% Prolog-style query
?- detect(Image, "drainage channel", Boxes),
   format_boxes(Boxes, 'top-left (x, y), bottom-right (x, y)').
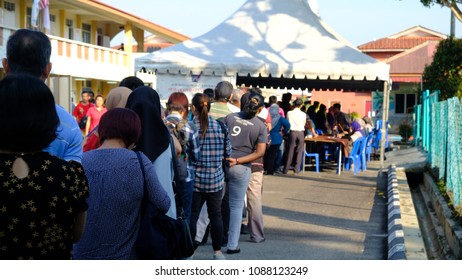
top-left (406, 172), bottom-right (456, 260)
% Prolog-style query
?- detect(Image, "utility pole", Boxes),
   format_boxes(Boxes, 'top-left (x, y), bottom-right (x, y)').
top-left (450, 10), bottom-right (456, 37)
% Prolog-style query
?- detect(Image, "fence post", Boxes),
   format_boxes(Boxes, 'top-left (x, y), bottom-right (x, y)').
top-left (413, 104), bottom-right (421, 146)
top-left (422, 90), bottom-right (429, 150)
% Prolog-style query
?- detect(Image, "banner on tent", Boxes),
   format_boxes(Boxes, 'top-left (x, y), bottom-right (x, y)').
top-left (155, 73), bottom-right (236, 100)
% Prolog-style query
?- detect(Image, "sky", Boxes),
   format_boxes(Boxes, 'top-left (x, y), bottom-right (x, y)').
top-left (100, 0), bottom-right (461, 47)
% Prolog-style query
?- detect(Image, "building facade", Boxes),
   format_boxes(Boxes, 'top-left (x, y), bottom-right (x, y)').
top-left (0, 0), bottom-right (188, 112)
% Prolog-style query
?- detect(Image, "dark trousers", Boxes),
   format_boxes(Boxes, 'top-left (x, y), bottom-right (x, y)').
top-left (190, 190), bottom-right (224, 251)
top-left (283, 131), bottom-right (305, 173)
top-left (264, 144), bottom-right (281, 174)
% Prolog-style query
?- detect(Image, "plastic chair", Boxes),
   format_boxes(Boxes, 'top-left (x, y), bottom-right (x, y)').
top-left (303, 151), bottom-right (319, 173)
top-left (344, 137), bottom-right (363, 175)
top-left (365, 132), bottom-right (374, 162)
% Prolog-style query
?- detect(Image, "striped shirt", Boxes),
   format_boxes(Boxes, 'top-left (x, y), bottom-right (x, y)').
top-left (192, 116), bottom-right (232, 193)
top-left (209, 102), bottom-right (232, 122)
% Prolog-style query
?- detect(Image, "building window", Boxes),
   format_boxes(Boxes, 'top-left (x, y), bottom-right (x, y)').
top-left (82, 23), bottom-right (91, 44)
top-left (4, 1), bottom-right (15, 12)
top-left (395, 93), bottom-right (416, 114)
top-left (66, 19), bottom-right (73, 40)
top-left (50, 14), bottom-right (56, 22)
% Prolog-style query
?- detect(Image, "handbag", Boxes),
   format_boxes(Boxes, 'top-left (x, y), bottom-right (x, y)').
top-left (133, 151), bottom-right (194, 260)
top-left (78, 116), bottom-right (87, 129)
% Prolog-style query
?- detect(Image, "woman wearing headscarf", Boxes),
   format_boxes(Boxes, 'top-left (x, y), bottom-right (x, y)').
top-left (73, 108), bottom-right (170, 259)
top-left (264, 103), bottom-right (290, 175)
top-left (224, 93), bottom-right (268, 254)
top-left (126, 86), bottom-right (177, 218)
top-left (344, 120), bottom-right (365, 153)
top-left (83, 86), bottom-right (132, 152)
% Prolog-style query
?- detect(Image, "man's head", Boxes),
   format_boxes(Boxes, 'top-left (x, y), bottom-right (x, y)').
top-left (214, 81), bottom-right (233, 102)
top-left (2, 29), bottom-right (52, 80)
top-left (293, 98), bottom-right (303, 107)
top-left (333, 103), bottom-right (341, 114)
top-left (81, 88), bottom-right (93, 104)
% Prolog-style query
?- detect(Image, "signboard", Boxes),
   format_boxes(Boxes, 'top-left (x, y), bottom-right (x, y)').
top-left (154, 73), bottom-right (236, 101)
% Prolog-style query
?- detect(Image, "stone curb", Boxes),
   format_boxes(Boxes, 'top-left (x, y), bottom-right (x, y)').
top-left (387, 165), bottom-right (406, 260)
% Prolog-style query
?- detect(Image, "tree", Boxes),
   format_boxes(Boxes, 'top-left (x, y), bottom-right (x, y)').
top-left (420, 0), bottom-right (462, 23)
top-left (423, 37), bottom-right (462, 99)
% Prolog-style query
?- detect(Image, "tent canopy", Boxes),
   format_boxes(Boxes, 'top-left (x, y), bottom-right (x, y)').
top-left (136, 0), bottom-right (390, 91)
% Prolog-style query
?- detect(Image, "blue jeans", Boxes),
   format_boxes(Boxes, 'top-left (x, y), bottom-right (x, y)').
top-left (227, 164), bottom-right (252, 250)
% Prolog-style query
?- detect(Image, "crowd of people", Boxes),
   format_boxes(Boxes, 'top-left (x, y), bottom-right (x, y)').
top-left (0, 29), bottom-right (375, 260)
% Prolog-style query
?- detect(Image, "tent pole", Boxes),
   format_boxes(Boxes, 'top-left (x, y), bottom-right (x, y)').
top-left (379, 81), bottom-right (389, 171)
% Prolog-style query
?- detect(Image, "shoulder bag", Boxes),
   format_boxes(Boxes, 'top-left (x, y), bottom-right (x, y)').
top-left (133, 151), bottom-right (194, 260)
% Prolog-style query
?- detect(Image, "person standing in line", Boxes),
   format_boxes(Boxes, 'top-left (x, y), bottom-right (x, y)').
top-left (0, 74), bottom-right (89, 259)
top-left (239, 91), bottom-right (270, 244)
top-left (283, 98), bottom-right (306, 175)
top-left (165, 92), bottom-right (201, 223)
top-left (227, 88), bottom-right (243, 113)
top-left (126, 86), bottom-right (177, 219)
top-left (264, 102), bottom-right (291, 175)
top-left (83, 86), bottom-right (132, 152)
top-left (195, 81), bottom-right (234, 246)
top-left (224, 93), bottom-right (267, 254)
top-left (85, 94), bottom-right (107, 137)
top-left (2, 29), bottom-right (82, 162)
top-left (73, 108), bottom-right (170, 259)
top-left (73, 88), bottom-right (95, 136)
top-left (189, 93), bottom-right (231, 260)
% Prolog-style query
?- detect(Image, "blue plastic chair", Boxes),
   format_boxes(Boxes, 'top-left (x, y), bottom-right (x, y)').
top-left (344, 137), bottom-right (363, 175)
top-left (365, 132), bottom-right (374, 162)
top-left (302, 151), bottom-right (319, 173)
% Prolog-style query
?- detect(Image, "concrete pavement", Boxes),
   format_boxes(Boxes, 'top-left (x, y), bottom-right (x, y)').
top-left (192, 159), bottom-right (391, 260)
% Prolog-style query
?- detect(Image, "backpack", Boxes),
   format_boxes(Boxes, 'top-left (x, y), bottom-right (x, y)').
top-left (168, 118), bottom-right (189, 184)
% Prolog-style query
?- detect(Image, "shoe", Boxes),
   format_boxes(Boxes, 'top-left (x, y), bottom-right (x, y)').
top-left (240, 224), bottom-right (250, 234)
top-left (213, 252), bottom-right (226, 260)
top-left (226, 248), bottom-right (241, 254)
top-left (250, 238), bottom-right (266, 243)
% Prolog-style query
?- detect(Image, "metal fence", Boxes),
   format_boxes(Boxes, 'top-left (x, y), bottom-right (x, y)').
top-left (414, 90), bottom-right (461, 206)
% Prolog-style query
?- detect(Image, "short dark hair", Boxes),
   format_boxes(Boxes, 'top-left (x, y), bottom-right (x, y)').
top-left (81, 87), bottom-right (94, 95)
top-left (98, 108), bottom-right (141, 148)
top-left (0, 74), bottom-right (58, 152)
top-left (203, 88), bottom-right (214, 101)
top-left (269, 95), bottom-right (277, 104)
top-left (6, 29), bottom-right (51, 77)
top-left (214, 81), bottom-right (233, 101)
top-left (119, 76), bottom-right (144, 91)
top-left (333, 103), bottom-right (341, 110)
top-left (293, 98), bottom-right (303, 107)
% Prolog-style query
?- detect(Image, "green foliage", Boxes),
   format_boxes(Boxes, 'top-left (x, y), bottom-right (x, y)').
top-left (423, 37), bottom-right (462, 100)
top-left (398, 122), bottom-right (413, 141)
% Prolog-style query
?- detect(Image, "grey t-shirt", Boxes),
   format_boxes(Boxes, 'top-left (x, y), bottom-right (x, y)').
top-left (224, 112), bottom-right (268, 159)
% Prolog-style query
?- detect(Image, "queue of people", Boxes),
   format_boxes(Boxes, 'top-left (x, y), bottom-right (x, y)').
top-left (0, 29), bottom-right (374, 261)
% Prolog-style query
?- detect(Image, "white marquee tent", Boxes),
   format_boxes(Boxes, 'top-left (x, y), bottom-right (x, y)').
top-left (136, 0), bottom-right (390, 93)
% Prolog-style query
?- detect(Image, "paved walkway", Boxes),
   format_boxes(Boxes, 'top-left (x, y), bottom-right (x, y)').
top-left (193, 158), bottom-right (391, 260)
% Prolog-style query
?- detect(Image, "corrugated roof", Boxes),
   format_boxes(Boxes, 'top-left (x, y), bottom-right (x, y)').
top-left (358, 37), bottom-right (443, 51)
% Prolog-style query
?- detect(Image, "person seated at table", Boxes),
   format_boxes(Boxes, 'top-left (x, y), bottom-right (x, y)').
top-left (342, 121), bottom-right (365, 152)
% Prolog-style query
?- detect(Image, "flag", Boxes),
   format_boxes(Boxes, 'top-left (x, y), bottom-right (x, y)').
top-left (31, 0), bottom-right (50, 31)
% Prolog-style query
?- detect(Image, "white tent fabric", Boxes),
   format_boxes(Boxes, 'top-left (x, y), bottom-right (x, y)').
top-left (136, 0), bottom-right (389, 82)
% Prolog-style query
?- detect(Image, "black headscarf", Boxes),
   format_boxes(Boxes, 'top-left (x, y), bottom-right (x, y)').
top-left (126, 86), bottom-right (169, 162)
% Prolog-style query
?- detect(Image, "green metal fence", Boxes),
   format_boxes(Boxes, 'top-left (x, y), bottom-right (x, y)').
top-left (414, 91), bottom-right (461, 206)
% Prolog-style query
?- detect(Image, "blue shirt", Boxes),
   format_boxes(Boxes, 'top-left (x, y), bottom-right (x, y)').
top-left (270, 117), bottom-right (291, 145)
top-left (43, 105), bottom-right (83, 162)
